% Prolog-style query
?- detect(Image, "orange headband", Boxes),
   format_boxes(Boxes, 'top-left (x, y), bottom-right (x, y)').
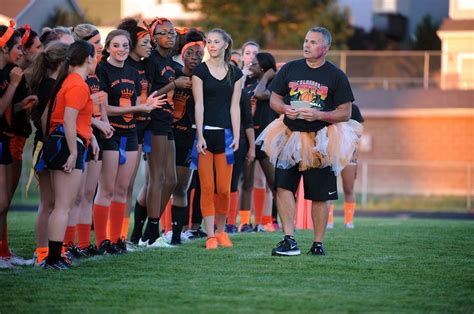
top-left (0, 20), bottom-right (16, 48)
top-left (181, 41), bottom-right (205, 60)
top-left (21, 24), bottom-right (31, 47)
top-left (137, 30), bottom-right (148, 40)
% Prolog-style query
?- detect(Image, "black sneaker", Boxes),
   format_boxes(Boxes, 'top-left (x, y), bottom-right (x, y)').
top-left (43, 257), bottom-right (71, 270)
top-left (308, 242), bottom-right (326, 256)
top-left (239, 224), bottom-right (254, 233)
top-left (77, 245), bottom-right (97, 258)
top-left (97, 240), bottom-right (120, 255)
top-left (190, 228), bottom-right (207, 238)
top-left (271, 236), bottom-right (301, 256)
top-left (224, 224), bottom-right (238, 234)
top-left (66, 245), bottom-right (82, 259)
top-left (114, 239), bottom-right (127, 255)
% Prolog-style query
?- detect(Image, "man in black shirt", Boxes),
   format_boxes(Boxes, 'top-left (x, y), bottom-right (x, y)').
top-left (260, 27), bottom-right (359, 256)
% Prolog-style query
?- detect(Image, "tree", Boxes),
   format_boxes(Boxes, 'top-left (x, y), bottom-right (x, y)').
top-left (409, 15), bottom-right (441, 50)
top-left (179, 0), bottom-right (353, 49)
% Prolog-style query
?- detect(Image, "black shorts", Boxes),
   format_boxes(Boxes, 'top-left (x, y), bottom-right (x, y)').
top-left (148, 109), bottom-right (173, 140)
top-left (102, 131), bottom-right (138, 152)
top-left (275, 165), bottom-right (338, 201)
top-left (230, 136), bottom-right (249, 192)
top-left (42, 135), bottom-right (86, 171)
top-left (136, 119), bottom-right (151, 145)
top-left (0, 138), bottom-right (12, 165)
top-left (203, 129), bottom-right (226, 154)
top-left (174, 130), bottom-right (195, 167)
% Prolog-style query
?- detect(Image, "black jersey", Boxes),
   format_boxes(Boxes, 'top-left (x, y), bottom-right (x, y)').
top-left (351, 103), bottom-right (364, 123)
top-left (172, 67), bottom-right (194, 133)
top-left (253, 79), bottom-right (278, 137)
top-left (239, 82), bottom-right (255, 136)
top-left (125, 57), bottom-right (150, 124)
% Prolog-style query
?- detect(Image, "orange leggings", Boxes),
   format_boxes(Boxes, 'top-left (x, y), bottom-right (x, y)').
top-left (198, 152), bottom-right (233, 217)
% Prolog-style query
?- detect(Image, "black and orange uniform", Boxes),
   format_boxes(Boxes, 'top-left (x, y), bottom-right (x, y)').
top-left (172, 67), bottom-right (195, 167)
top-left (85, 73), bottom-right (104, 161)
top-left (43, 72), bottom-right (93, 171)
top-left (125, 57), bottom-right (150, 148)
top-left (96, 61), bottom-right (141, 156)
top-left (144, 49), bottom-right (180, 139)
top-left (253, 79), bottom-right (278, 160)
top-left (192, 62), bottom-right (243, 218)
top-left (0, 65), bottom-right (14, 165)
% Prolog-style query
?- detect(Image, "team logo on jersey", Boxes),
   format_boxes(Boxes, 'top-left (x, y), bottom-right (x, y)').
top-left (172, 90), bottom-right (190, 123)
top-left (288, 80), bottom-right (328, 110)
top-left (120, 88), bottom-right (134, 122)
top-left (139, 79), bottom-right (148, 104)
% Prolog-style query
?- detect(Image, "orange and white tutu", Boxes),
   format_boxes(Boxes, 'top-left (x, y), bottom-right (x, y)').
top-left (255, 116), bottom-right (363, 175)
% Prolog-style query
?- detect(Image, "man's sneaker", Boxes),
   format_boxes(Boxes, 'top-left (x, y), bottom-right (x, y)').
top-left (147, 236), bottom-right (175, 248)
top-left (215, 232), bottom-right (233, 247)
top-left (97, 240), bottom-right (120, 255)
top-left (308, 242), bottom-right (326, 256)
top-left (77, 245), bottom-right (97, 258)
top-left (224, 224), bottom-right (238, 234)
top-left (42, 257), bottom-right (71, 270)
top-left (206, 237), bottom-right (218, 250)
top-left (344, 222), bottom-right (354, 229)
top-left (327, 223), bottom-right (334, 229)
top-left (0, 257), bottom-right (14, 269)
top-left (190, 228), bottom-right (207, 238)
top-left (181, 230), bottom-right (196, 242)
top-left (238, 223), bottom-right (254, 233)
top-left (254, 224), bottom-right (266, 232)
top-left (8, 254), bottom-right (34, 266)
top-left (271, 236), bottom-right (301, 256)
top-left (138, 238), bottom-right (148, 247)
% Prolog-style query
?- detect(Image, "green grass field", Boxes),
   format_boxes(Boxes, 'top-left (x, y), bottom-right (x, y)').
top-left (1, 212), bottom-right (473, 313)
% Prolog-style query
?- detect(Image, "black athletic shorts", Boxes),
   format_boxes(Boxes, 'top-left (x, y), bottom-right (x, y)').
top-left (136, 119), bottom-right (151, 145)
top-left (202, 129), bottom-right (226, 154)
top-left (148, 115), bottom-right (174, 140)
top-left (102, 130), bottom-right (138, 152)
top-left (0, 138), bottom-right (12, 165)
top-left (275, 165), bottom-right (338, 201)
top-left (174, 130), bottom-right (195, 167)
top-left (42, 134), bottom-right (86, 171)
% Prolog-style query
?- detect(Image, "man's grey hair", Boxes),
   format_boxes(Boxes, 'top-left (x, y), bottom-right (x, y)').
top-left (309, 27), bottom-right (332, 47)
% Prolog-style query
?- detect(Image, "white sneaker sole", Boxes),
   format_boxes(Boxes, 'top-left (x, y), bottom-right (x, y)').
top-left (274, 250), bottom-right (301, 256)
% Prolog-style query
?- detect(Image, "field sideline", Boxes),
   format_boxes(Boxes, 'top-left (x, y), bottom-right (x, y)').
top-left (1, 212), bottom-right (473, 313)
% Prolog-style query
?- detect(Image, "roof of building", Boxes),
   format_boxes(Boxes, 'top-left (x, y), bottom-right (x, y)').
top-left (438, 19), bottom-right (474, 31)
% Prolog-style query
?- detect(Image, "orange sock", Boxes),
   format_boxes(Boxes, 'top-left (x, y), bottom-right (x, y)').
top-left (239, 210), bottom-right (250, 225)
top-left (63, 225), bottom-right (76, 247)
top-left (0, 224), bottom-right (11, 257)
top-left (121, 217), bottom-right (130, 240)
top-left (227, 192), bottom-right (238, 225)
top-left (109, 201), bottom-right (126, 244)
top-left (253, 188), bottom-right (265, 225)
top-left (262, 216), bottom-right (273, 225)
top-left (77, 224), bottom-right (91, 249)
top-left (328, 203), bottom-right (335, 225)
top-left (344, 202), bottom-right (356, 225)
top-left (36, 247), bottom-right (48, 263)
top-left (93, 203), bottom-right (109, 245)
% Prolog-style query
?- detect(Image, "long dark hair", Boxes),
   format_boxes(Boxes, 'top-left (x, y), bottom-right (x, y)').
top-left (255, 52), bottom-right (276, 72)
top-left (101, 29), bottom-right (131, 62)
top-left (208, 28), bottom-right (234, 86)
top-left (46, 40), bottom-right (95, 135)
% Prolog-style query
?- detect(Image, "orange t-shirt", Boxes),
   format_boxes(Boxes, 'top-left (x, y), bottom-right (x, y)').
top-left (49, 72), bottom-right (93, 146)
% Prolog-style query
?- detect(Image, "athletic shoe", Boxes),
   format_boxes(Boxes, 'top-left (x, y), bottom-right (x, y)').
top-left (224, 224), bottom-right (238, 234)
top-left (97, 240), bottom-right (120, 255)
top-left (66, 245), bottom-right (82, 260)
top-left (77, 245), bottom-right (97, 258)
top-left (124, 240), bottom-right (138, 252)
top-left (181, 230), bottom-right (196, 242)
top-left (146, 236), bottom-right (175, 248)
top-left (263, 223), bottom-right (275, 232)
top-left (308, 242), bottom-right (326, 256)
top-left (254, 224), bottom-right (266, 232)
top-left (344, 222), bottom-right (354, 229)
top-left (206, 237), bottom-right (218, 250)
top-left (138, 238), bottom-right (148, 247)
top-left (271, 237), bottom-right (301, 256)
top-left (8, 254), bottom-right (34, 266)
top-left (164, 230), bottom-right (173, 243)
top-left (215, 232), bottom-right (233, 247)
top-left (327, 223), bottom-right (334, 229)
top-left (0, 257), bottom-right (14, 269)
top-left (190, 228), bottom-right (207, 238)
top-left (42, 257), bottom-right (70, 270)
top-left (239, 223), bottom-right (254, 233)
top-left (114, 239), bottom-right (127, 254)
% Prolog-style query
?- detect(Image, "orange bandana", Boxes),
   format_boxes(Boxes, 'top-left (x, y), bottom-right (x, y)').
top-left (0, 20), bottom-right (16, 48)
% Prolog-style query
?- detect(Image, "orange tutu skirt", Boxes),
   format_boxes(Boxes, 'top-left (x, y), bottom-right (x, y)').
top-left (255, 116), bottom-right (363, 174)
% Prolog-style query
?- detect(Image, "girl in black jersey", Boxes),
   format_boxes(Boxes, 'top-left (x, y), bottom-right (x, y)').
top-left (167, 30), bottom-right (205, 245)
top-left (193, 29), bottom-right (243, 249)
top-left (117, 18), bottom-right (152, 247)
top-left (93, 30), bottom-right (165, 253)
top-left (69, 24), bottom-right (114, 257)
top-left (141, 17), bottom-right (189, 247)
top-left (28, 41), bottom-right (69, 266)
top-left (0, 22), bottom-right (38, 268)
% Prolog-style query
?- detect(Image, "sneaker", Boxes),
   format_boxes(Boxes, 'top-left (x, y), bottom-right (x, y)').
top-left (224, 224), bottom-right (238, 234)
top-left (344, 222), bottom-right (354, 229)
top-left (263, 223), bottom-right (275, 232)
top-left (164, 230), bottom-right (173, 244)
top-left (42, 257), bottom-right (71, 270)
top-left (8, 254), bottom-right (34, 266)
top-left (114, 238), bottom-right (127, 254)
top-left (77, 245), bottom-right (97, 258)
top-left (254, 224), bottom-right (266, 232)
top-left (308, 242), bottom-right (326, 256)
top-left (190, 228), bottom-right (207, 238)
top-left (66, 245), bottom-right (82, 260)
top-left (271, 237), bottom-right (301, 256)
top-left (0, 257), bottom-right (14, 269)
top-left (181, 230), bottom-right (196, 242)
top-left (327, 223), bottom-right (334, 229)
top-left (97, 240), bottom-right (120, 255)
top-left (138, 238), bottom-right (148, 247)
top-left (238, 223), bottom-right (254, 233)
top-left (215, 232), bottom-right (233, 248)
top-left (206, 237), bottom-right (218, 250)
top-left (147, 236), bottom-right (175, 248)
top-left (124, 240), bottom-right (138, 252)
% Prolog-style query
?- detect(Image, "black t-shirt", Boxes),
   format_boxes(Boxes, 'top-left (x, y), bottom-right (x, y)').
top-left (253, 79), bottom-right (278, 137)
top-left (351, 103), bottom-right (364, 123)
top-left (193, 62), bottom-right (243, 129)
top-left (96, 61), bottom-right (141, 132)
top-left (144, 50), bottom-right (181, 127)
top-left (85, 73), bottom-right (102, 118)
top-left (0, 65), bottom-right (10, 138)
top-left (172, 67), bottom-right (194, 133)
top-left (270, 59), bottom-right (354, 132)
top-left (32, 77), bottom-right (55, 140)
top-left (126, 57), bottom-right (150, 123)
top-left (240, 82), bottom-right (255, 136)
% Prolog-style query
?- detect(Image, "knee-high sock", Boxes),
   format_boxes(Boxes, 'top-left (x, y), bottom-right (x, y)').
top-left (344, 202), bottom-right (356, 224)
top-left (93, 204), bottom-right (109, 245)
top-left (77, 224), bottom-right (91, 249)
top-left (131, 201), bottom-right (147, 242)
top-left (227, 192), bottom-right (239, 225)
top-left (0, 223), bottom-right (10, 257)
top-left (328, 203), bottom-right (335, 225)
top-left (63, 225), bottom-right (76, 247)
top-left (253, 188), bottom-right (266, 225)
top-left (171, 205), bottom-right (187, 242)
top-left (109, 201), bottom-right (126, 244)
